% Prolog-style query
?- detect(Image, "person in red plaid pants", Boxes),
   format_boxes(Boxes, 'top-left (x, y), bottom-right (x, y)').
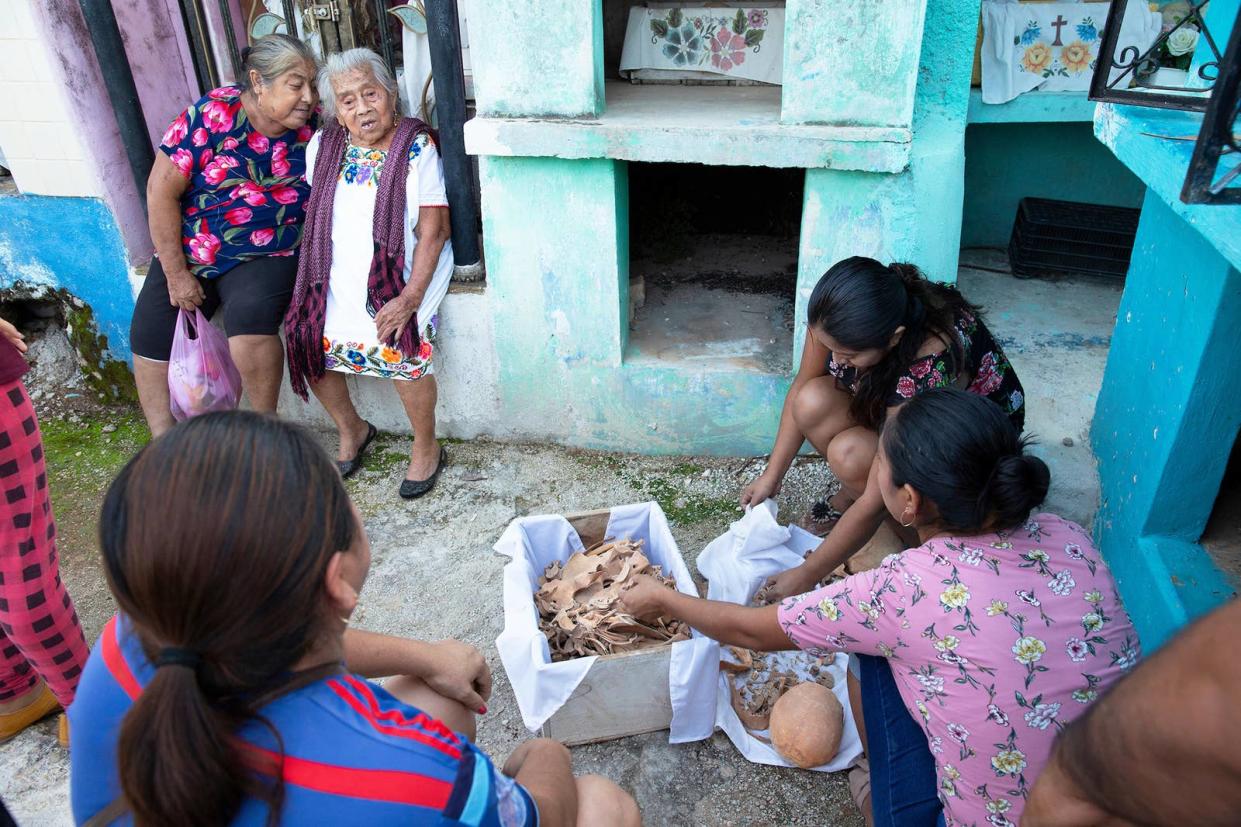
top-left (0, 317), bottom-right (88, 745)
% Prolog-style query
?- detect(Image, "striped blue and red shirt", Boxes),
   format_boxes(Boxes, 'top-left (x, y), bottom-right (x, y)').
top-left (69, 616), bottom-right (537, 826)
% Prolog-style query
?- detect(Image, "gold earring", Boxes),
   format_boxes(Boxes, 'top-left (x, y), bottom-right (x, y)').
top-left (900, 510), bottom-right (914, 528)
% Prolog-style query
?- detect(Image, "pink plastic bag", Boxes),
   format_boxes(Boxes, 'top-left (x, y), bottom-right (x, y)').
top-left (167, 308), bottom-right (242, 421)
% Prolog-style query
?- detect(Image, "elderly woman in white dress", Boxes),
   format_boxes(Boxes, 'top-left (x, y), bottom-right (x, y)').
top-left (286, 48), bottom-right (452, 499)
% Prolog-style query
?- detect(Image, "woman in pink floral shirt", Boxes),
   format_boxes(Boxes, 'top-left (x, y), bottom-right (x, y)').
top-left (621, 389), bottom-right (1138, 827)
top-left (129, 35), bottom-right (318, 436)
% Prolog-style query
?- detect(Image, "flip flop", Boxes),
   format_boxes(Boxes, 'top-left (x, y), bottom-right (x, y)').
top-left (337, 422), bottom-right (378, 479)
top-left (399, 446), bottom-right (447, 500)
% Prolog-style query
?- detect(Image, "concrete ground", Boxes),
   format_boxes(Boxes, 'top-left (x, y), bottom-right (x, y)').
top-left (0, 260), bottom-right (1120, 826)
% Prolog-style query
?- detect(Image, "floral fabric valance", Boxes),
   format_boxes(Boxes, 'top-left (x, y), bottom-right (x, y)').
top-left (620, 6), bottom-right (785, 85)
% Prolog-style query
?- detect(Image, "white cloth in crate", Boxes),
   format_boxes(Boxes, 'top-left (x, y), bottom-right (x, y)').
top-left (494, 501), bottom-right (718, 743)
top-left (980, 0), bottom-right (1161, 103)
top-left (696, 501), bottom-right (863, 771)
top-left (620, 6), bottom-right (785, 84)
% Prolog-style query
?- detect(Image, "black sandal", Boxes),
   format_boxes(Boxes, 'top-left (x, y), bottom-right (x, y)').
top-left (337, 422), bottom-right (378, 479)
top-left (399, 446), bottom-right (447, 500)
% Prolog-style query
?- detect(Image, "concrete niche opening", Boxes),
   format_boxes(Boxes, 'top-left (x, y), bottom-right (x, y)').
top-left (1201, 430), bottom-right (1241, 587)
top-left (624, 161), bottom-right (802, 374)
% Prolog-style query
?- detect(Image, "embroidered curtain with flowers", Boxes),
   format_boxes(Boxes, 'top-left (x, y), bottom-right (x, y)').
top-left (620, 6), bottom-right (786, 85)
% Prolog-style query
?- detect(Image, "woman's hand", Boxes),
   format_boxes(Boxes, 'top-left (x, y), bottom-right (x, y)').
top-left (618, 575), bottom-right (672, 622)
top-left (0, 318), bottom-right (27, 354)
top-left (740, 471), bottom-right (781, 507)
top-left (374, 294), bottom-right (417, 346)
top-left (419, 640), bottom-right (492, 714)
top-left (166, 266), bottom-right (205, 311)
top-left (759, 565), bottom-right (818, 603)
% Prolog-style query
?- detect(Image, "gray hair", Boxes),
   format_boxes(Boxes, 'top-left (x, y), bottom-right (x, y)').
top-left (239, 34), bottom-right (318, 91)
top-left (318, 48), bottom-right (400, 118)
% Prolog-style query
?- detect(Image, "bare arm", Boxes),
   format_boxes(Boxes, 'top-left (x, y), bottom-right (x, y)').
top-left (343, 627), bottom-right (491, 713)
top-left (764, 458), bottom-right (889, 600)
top-left (503, 739), bottom-right (579, 827)
top-left (1023, 598), bottom-right (1241, 826)
top-left (374, 205), bottom-right (451, 344)
top-left (619, 579), bottom-right (793, 652)
top-left (406, 205), bottom-right (451, 305)
top-left (742, 334), bottom-right (831, 505)
top-left (146, 154), bottom-right (204, 311)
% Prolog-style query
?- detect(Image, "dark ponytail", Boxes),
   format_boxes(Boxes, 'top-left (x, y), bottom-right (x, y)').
top-left (807, 257), bottom-right (979, 429)
top-left (882, 388), bottom-right (1049, 533)
top-left (99, 412), bottom-right (356, 826)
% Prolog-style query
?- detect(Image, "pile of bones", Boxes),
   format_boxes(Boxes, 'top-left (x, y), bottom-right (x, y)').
top-left (535, 538), bottom-right (690, 661)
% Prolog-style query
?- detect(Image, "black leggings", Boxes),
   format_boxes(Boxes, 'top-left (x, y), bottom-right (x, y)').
top-left (129, 255), bottom-right (298, 361)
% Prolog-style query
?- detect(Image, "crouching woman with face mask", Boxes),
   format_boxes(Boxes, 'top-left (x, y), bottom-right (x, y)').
top-left (68, 412), bottom-right (640, 827)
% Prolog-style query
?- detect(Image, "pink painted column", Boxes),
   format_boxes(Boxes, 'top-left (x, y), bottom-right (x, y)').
top-left (32, 0), bottom-right (208, 264)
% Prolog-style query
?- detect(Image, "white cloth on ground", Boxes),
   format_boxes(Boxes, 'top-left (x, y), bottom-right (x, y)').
top-left (696, 500), bottom-right (863, 771)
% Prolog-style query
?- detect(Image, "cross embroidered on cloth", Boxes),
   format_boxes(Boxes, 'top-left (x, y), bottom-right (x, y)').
top-left (980, 0), bottom-right (1162, 104)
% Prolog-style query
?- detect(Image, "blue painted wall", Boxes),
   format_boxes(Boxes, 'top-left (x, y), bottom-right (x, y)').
top-left (0, 194), bottom-right (134, 361)
top-left (1092, 190), bottom-right (1239, 649)
top-left (962, 122), bottom-right (1146, 248)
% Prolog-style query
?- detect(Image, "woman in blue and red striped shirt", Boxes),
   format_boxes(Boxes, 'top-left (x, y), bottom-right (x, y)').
top-left (68, 412), bottom-right (639, 826)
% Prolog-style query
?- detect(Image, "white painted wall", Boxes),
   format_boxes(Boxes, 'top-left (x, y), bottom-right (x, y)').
top-left (0, 0), bottom-right (102, 197)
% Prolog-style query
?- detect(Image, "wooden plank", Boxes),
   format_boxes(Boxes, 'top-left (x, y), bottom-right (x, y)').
top-left (541, 646), bottom-right (673, 746)
top-left (565, 508), bottom-right (613, 549)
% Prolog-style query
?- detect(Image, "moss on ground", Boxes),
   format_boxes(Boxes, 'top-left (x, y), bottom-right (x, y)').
top-left (640, 477), bottom-right (738, 525)
top-left (40, 410), bottom-right (149, 564)
top-left (567, 450), bottom-right (737, 526)
top-left (62, 300), bottom-right (137, 405)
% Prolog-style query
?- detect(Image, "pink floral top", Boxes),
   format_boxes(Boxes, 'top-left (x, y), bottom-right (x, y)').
top-left (827, 308), bottom-right (1026, 431)
top-left (158, 86), bottom-right (316, 278)
top-left (778, 514), bottom-right (1139, 827)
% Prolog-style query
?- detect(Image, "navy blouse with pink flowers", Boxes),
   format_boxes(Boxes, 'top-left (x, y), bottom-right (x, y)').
top-left (158, 85), bottom-right (317, 278)
top-left (827, 308), bottom-right (1025, 430)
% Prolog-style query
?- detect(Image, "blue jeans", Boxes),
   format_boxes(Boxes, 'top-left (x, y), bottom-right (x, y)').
top-left (857, 654), bottom-right (945, 827)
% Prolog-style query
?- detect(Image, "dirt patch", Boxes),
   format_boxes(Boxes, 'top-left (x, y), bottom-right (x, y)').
top-left (1, 354), bottom-right (857, 826)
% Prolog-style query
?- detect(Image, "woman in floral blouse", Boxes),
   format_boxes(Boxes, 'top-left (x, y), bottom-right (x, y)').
top-left (741, 256), bottom-right (1025, 601)
top-left (623, 389), bottom-right (1137, 827)
top-left (284, 49), bottom-right (452, 499)
top-left (130, 35), bottom-right (318, 436)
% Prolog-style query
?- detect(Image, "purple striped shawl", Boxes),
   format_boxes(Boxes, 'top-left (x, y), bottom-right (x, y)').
top-left (284, 117), bottom-right (435, 399)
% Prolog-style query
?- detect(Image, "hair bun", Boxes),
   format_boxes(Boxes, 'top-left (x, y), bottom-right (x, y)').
top-left (888, 262), bottom-right (923, 287)
top-left (986, 454), bottom-right (1050, 527)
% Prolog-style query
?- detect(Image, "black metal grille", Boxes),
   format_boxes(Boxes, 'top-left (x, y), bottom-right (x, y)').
top-left (1182, 12), bottom-right (1241, 204)
top-left (1089, 0), bottom-right (1222, 112)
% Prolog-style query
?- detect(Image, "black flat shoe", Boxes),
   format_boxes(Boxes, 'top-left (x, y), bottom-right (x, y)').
top-left (399, 446), bottom-right (447, 499)
top-left (337, 422), bottom-right (378, 479)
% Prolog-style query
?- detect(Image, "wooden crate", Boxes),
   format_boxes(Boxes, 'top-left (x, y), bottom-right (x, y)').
top-left (538, 508), bottom-right (679, 746)
top-left (541, 646), bottom-right (673, 746)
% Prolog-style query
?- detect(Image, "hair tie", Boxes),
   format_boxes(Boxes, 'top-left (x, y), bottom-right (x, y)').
top-left (156, 647), bottom-right (201, 670)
